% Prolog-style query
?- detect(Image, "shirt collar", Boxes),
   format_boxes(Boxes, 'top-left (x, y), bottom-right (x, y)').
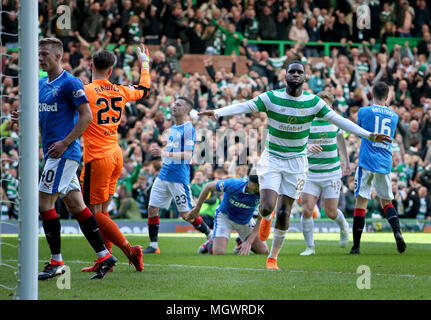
top-left (46, 70), bottom-right (65, 85)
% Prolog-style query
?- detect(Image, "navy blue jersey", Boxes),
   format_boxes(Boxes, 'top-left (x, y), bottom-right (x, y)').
top-left (39, 70), bottom-right (88, 162)
top-left (357, 105), bottom-right (399, 174)
top-left (216, 178), bottom-right (260, 225)
top-left (158, 122), bottom-right (196, 185)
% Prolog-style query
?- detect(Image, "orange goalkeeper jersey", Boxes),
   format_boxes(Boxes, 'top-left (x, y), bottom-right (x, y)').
top-left (82, 70), bottom-right (150, 163)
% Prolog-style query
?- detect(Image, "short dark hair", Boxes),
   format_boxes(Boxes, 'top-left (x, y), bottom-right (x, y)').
top-left (249, 174), bottom-right (259, 184)
top-left (287, 60), bottom-right (303, 68)
top-left (178, 96), bottom-right (194, 109)
top-left (372, 82), bottom-right (389, 101)
top-left (92, 50), bottom-right (116, 70)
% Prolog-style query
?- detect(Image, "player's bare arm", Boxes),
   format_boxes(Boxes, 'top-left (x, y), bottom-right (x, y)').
top-left (197, 110), bottom-right (217, 120)
top-left (336, 132), bottom-right (352, 176)
top-left (187, 181), bottom-right (218, 221)
top-left (323, 109), bottom-right (392, 145)
top-left (238, 215), bottom-right (262, 256)
top-left (198, 100), bottom-right (257, 119)
top-left (48, 102), bottom-right (93, 158)
top-left (150, 144), bottom-right (193, 161)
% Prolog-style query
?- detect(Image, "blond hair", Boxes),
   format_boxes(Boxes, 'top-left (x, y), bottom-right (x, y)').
top-left (39, 37), bottom-right (64, 57)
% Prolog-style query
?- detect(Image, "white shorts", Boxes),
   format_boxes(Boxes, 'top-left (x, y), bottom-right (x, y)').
top-left (302, 175), bottom-right (342, 199)
top-left (213, 211), bottom-right (255, 241)
top-left (256, 151), bottom-right (308, 199)
top-left (149, 177), bottom-right (195, 212)
top-left (39, 158), bottom-right (81, 198)
top-left (354, 166), bottom-right (393, 200)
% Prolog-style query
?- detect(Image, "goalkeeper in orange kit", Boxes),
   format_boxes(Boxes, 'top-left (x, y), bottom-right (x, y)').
top-left (80, 44), bottom-right (151, 272)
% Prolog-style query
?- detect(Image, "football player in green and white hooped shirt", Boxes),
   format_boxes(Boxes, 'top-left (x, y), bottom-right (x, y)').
top-left (300, 91), bottom-right (351, 256)
top-left (198, 60), bottom-right (392, 270)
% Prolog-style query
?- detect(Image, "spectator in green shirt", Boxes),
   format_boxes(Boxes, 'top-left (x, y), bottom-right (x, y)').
top-left (112, 184), bottom-right (142, 220)
top-left (118, 158), bottom-right (142, 193)
top-left (212, 19), bottom-right (244, 55)
top-left (190, 169), bottom-right (207, 200)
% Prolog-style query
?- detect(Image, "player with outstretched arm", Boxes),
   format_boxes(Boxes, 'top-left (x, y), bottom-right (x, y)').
top-left (80, 45), bottom-right (151, 273)
top-left (199, 61), bottom-right (391, 269)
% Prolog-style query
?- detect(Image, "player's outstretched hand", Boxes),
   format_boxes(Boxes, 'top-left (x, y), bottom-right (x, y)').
top-left (136, 43), bottom-right (150, 70)
top-left (197, 111), bottom-right (217, 120)
top-left (369, 133), bottom-right (392, 145)
top-left (48, 140), bottom-right (68, 159)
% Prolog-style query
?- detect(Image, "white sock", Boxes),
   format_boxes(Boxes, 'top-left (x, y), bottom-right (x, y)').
top-left (150, 241), bottom-right (158, 249)
top-left (96, 249), bottom-right (110, 259)
top-left (301, 216), bottom-right (314, 249)
top-left (51, 253), bottom-right (63, 262)
top-left (334, 209), bottom-right (348, 228)
top-left (268, 228), bottom-right (288, 259)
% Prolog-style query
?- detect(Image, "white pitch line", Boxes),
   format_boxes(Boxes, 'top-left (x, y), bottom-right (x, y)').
top-left (4, 259), bottom-right (429, 279)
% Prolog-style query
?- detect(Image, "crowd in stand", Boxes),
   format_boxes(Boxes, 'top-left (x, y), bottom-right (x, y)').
top-left (1, 0), bottom-right (431, 221)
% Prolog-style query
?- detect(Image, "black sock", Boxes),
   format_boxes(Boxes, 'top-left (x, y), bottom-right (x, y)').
top-left (42, 218), bottom-right (62, 255)
top-left (148, 223), bottom-right (159, 243)
top-left (78, 216), bottom-right (106, 253)
top-left (352, 216), bottom-right (365, 249)
top-left (194, 220), bottom-right (211, 236)
top-left (384, 205), bottom-right (401, 234)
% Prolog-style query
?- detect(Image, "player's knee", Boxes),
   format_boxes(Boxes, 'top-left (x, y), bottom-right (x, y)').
top-left (276, 203), bottom-right (291, 217)
top-left (212, 248), bottom-right (225, 255)
top-left (256, 244), bottom-right (269, 255)
top-left (325, 208), bottom-right (338, 219)
top-left (302, 205), bottom-right (314, 218)
top-left (39, 203), bottom-right (53, 214)
top-left (275, 206), bottom-right (291, 228)
top-left (148, 206), bottom-right (159, 217)
top-left (259, 203), bottom-right (274, 218)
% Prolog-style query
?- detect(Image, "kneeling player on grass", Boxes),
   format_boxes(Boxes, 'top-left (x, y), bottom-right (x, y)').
top-left (143, 97), bottom-right (212, 254)
top-left (190, 175), bottom-right (269, 255)
top-left (299, 91), bottom-right (350, 256)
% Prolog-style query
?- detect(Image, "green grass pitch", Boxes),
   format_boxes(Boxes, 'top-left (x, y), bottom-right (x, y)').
top-left (1, 233), bottom-right (430, 300)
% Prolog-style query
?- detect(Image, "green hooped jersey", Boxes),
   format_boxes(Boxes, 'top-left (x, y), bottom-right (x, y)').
top-left (251, 89), bottom-right (332, 160)
top-left (308, 119), bottom-right (342, 177)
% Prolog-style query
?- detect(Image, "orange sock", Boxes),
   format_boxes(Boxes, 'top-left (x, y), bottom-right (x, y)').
top-left (100, 212), bottom-right (113, 253)
top-left (94, 211), bottom-right (132, 258)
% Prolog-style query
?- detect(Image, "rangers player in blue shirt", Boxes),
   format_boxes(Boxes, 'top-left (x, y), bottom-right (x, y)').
top-left (351, 82), bottom-right (406, 254)
top-left (192, 176), bottom-right (269, 255)
top-left (143, 96), bottom-right (212, 254)
top-left (37, 38), bottom-right (116, 280)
